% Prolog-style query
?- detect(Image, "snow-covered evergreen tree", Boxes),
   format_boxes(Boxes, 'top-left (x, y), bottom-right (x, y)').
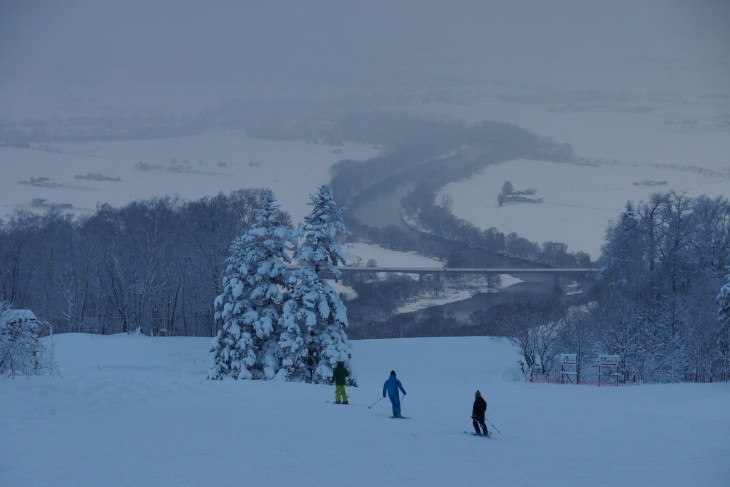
top-left (0, 302), bottom-right (42, 377)
top-left (599, 202), bottom-right (645, 289)
top-left (208, 191), bottom-right (296, 380)
top-left (280, 185), bottom-right (355, 384)
top-left (717, 269), bottom-right (730, 381)
top-left (596, 202), bottom-right (656, 381)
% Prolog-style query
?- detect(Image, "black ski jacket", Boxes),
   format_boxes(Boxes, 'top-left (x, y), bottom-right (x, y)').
top-left (472, 396), bottom-right (487, 420)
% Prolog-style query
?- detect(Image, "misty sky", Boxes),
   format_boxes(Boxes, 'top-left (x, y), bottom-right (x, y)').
top-left (1, 0), bottom-right (729, 112)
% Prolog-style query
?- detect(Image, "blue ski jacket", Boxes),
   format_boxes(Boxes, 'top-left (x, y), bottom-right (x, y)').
top-left (383, 375), bottom-right (406, 400)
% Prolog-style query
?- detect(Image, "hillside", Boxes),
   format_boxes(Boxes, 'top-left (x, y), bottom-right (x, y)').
top-left (2, 334), bottom-right (728, 486)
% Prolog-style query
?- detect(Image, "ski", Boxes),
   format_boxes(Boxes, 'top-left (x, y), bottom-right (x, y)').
top-left (464, 431), bottom-right (491, 438)
top-left (390, 415), bottom-right (410, 419)
top-left (327, 401), bottom-right (349, 405)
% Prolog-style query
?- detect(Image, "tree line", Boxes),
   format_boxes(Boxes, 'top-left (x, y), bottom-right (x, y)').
top-left (494, 192), bottom-right (730, 383)
top-left (400, 181), bottom-right (591, 268)
top-left (0, 189), bottom-right (281, 336)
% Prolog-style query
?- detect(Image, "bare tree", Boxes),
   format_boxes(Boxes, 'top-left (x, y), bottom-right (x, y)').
top-left (496, 292), bottom-right (564, 380)
top-left (557, 304), bottom-right (598, 383)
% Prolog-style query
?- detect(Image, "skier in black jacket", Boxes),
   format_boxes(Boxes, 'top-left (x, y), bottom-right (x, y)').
top-left (471, 390), bottom-right (488, 436)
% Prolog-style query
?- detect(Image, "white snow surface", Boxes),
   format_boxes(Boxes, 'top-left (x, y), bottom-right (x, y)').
top-left (395, 275), bottom-right (522, 314)
top-left (439, 158), bottom-right (730, 260)
top-left (2, 333), bottom-right (729, 487)
top-left (342, 242), bottom-right (444, 268)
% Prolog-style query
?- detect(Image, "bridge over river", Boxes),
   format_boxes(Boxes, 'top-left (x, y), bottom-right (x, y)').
top-left (332, 266), bottom-right (597, 276)
top-left (321, 266), bottom-right (598, 288)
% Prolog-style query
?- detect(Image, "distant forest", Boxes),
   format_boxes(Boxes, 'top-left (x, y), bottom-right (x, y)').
top-left (578, 193), bottom-right (730, 383)
top-left (1, 189), bottom-right (278, 337)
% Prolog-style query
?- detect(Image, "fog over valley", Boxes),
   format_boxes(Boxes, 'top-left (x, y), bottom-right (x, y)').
top-left (2, 1), bottom-right (729, 112)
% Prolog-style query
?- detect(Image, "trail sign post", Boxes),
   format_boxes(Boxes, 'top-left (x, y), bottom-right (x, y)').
top-left (560, 353), bottom-right (577, 384)
top-left (598, 354), bottom-right (621, 386)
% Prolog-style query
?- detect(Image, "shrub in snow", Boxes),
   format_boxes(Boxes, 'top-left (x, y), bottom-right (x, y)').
top-left (495, 292), bottom-right (564, 380)
top-left (0, 302), bottom-right (45, 377)
top-left (209, 191), bottom-right (296, 380)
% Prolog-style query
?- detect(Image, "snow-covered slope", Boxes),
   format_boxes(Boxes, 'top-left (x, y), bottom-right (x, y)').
top-left (2, 334), bottom-right (728, 486)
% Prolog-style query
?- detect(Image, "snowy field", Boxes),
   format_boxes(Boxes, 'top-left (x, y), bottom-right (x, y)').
top-left (438, 158), bottom-right (730, 260)
top-left (414, 85), bottom-right (730, 260)
top-left (2, 333), bottom-right (729, 487)
top-left (2, 85), bottom-right (729, 263)
top-left (342, 242), bottom-right (444, 269)
top-left (0, 129), bottom-right (379, 224)
top-left (414, 87), bottom-right (730, 171)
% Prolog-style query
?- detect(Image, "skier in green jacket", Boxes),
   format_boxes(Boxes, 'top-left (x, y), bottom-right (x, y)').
top-left (332, 361), bottom-right (350, 404)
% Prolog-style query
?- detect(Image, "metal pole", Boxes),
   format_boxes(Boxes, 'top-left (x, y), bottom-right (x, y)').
top-left (368, 396), bottom-right (384, 409)
top-left (485, 417), bottom-right (501, 434)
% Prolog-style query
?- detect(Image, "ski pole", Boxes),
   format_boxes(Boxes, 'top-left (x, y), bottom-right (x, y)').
top-left (368, 396), bottom-right (384, 409)
top-left (485, 417), bottom-right (501, 434)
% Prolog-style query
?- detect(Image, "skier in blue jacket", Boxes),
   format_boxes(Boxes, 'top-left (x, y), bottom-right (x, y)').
top-left (383, 370), bottom-right (407, 417)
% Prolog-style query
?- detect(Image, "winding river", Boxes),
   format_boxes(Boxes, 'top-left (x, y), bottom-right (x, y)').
top-left (348, 175), bottom-right (581, 323)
